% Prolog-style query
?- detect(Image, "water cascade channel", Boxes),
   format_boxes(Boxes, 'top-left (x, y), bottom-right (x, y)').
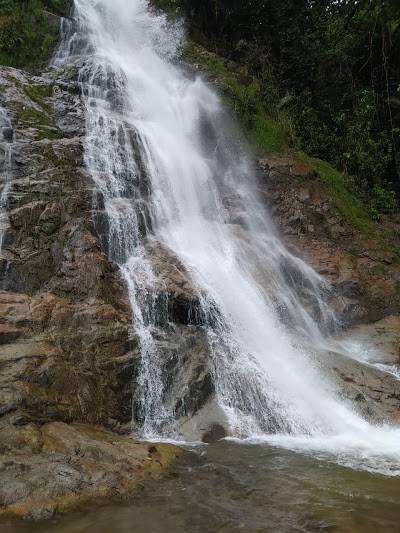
top-left (54, 0), bottom-right (400, 477)
top-left (0, 107), bottom-right (13, 255)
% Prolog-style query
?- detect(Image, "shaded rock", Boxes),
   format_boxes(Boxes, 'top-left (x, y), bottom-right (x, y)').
top-left (202, 423), bottom-right (227, 443)
top-left (2, 128), bottom-right (13, 142)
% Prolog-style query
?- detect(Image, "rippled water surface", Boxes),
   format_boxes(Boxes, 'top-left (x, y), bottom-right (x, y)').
top-left (4, 442), bottom-right (400, 533)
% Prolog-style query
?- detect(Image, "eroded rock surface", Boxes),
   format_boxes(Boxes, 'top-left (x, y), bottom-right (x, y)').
top-left (0, 65), bottom-right (193, 519)
top-left (0, 66), bottom-right (137, 429)
top-left (0, 422), bottom-right (183, 521)
top-left (342, 315), bottom-right (400, 367)
top-left (319, 350), bottom-right (400, 423)
top-left (0, 63), bottom-right (212, 454)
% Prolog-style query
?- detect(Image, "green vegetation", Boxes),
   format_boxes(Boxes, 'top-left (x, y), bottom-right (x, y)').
top-left (185, 43), bottom-right (295, 153)
top-left (0, 0), bottom-right (71, 68)
top-left (9, 77), bottom-right (62, 140)
top-left (173, 0), bottom-right (400, 211)
top-left (23, 83), bottom-right (53, 111)
top-left (299, 154), bottom-right (376, 234)
top-left (14, 101), bottom-right (62, 140)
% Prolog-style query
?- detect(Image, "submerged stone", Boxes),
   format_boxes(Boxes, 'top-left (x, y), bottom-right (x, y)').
top-left (202, 423), bottom-right (227, 443)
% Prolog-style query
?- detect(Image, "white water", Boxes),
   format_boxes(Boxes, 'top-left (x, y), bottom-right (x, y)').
top-left (56, 0), bottom-right (400, 475)
top-left (0, 108), bottom-right (12, 254)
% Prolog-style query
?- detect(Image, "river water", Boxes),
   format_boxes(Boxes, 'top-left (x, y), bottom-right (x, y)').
top-left (4, 441), bottom-right (400, 532)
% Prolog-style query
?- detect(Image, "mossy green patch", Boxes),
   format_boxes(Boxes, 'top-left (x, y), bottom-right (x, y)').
top-left (19, 105), bottom-right (51, 125)
top-left (23, 84), bottom-right (53, 112)
top-left (297, 152), bottom-right (376, 235)
top-left (10, 100), bottom-right (62, 141)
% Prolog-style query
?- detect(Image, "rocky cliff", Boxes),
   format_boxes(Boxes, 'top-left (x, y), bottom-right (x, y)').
top-left (0, 64), bottom-right (188, 519)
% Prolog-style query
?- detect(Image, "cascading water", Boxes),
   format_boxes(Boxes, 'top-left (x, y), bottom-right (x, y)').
top-left (55, 0), bottom-right (400, 475)
top-left (0, 108), bottom-right (12, 255)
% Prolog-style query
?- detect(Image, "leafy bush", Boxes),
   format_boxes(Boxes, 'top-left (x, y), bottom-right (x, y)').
top-left (0, 0), bottom-right (71, 68)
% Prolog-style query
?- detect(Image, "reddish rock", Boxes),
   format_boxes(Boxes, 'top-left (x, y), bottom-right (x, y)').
top-left (258, 152), bottom-right (400, 326)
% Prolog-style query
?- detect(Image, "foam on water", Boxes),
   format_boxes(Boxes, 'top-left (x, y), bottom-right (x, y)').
top-left (54, 0), bottom-right (400, 475)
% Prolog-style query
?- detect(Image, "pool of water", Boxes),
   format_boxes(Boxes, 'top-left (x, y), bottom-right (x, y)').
top-left (4, 441), bottom-right (400, 532)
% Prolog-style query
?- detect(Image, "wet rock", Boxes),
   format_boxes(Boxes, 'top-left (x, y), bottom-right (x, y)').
top-left (202, 423), bottom-right (227, 443)
top-left (2, 127), bottom-right (13, 142)
top-left (341, 315), bottom-right (400, 366)
top-left (317, 349), bottom-right (400, 423)
top-left (176, 397), bottom-right (230, 441)
top-left (0, 291), bottom-right (136, 426)
top-left (0, 422), bottom-right (183, 521)
top-left (146, 240), bottom-right (203, 324)
top-left (0, 64), bottom-right (214, 441)
top-left (258, 152), bottom-right (400, 327)
top-left (0, 65), bottom-right (135, 429)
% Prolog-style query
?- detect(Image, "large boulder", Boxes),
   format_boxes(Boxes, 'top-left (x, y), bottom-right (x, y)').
top-left (0, 422), bottom-right (183, 521)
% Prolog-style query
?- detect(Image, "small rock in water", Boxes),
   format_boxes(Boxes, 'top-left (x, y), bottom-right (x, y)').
top-left (3, 127), bottom-right (13, 141)
top-left (202, 423), bottom-right (227, 443)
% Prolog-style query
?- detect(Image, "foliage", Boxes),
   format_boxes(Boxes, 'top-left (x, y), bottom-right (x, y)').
top-left (173, 0), bottom-right (400, 207)
top-left (0, 0), bottom-right (71, 68)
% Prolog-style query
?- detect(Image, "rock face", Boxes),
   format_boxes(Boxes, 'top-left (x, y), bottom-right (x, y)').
top-left (0, 66), bottom-right (136, 429)
top-left (0, 59), bottom-right (216, 436)
top-left (0, 422), bottom-right (183, 521)
top-left (319, 349), bottom-right (400, 424)
top-left (258, 152), bottom-right (400, 327)
top-left (343, 315), bottom-right (400, 367)
top-left (0, 64), bottom-right (214, 442)
top-left (0, 63), bottom-right (193, 520)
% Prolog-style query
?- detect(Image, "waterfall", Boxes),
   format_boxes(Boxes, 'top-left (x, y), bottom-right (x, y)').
top-left (55, 0), bottom-right (400, 475)
top-left (0, 107), bottom-right (12, 255)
